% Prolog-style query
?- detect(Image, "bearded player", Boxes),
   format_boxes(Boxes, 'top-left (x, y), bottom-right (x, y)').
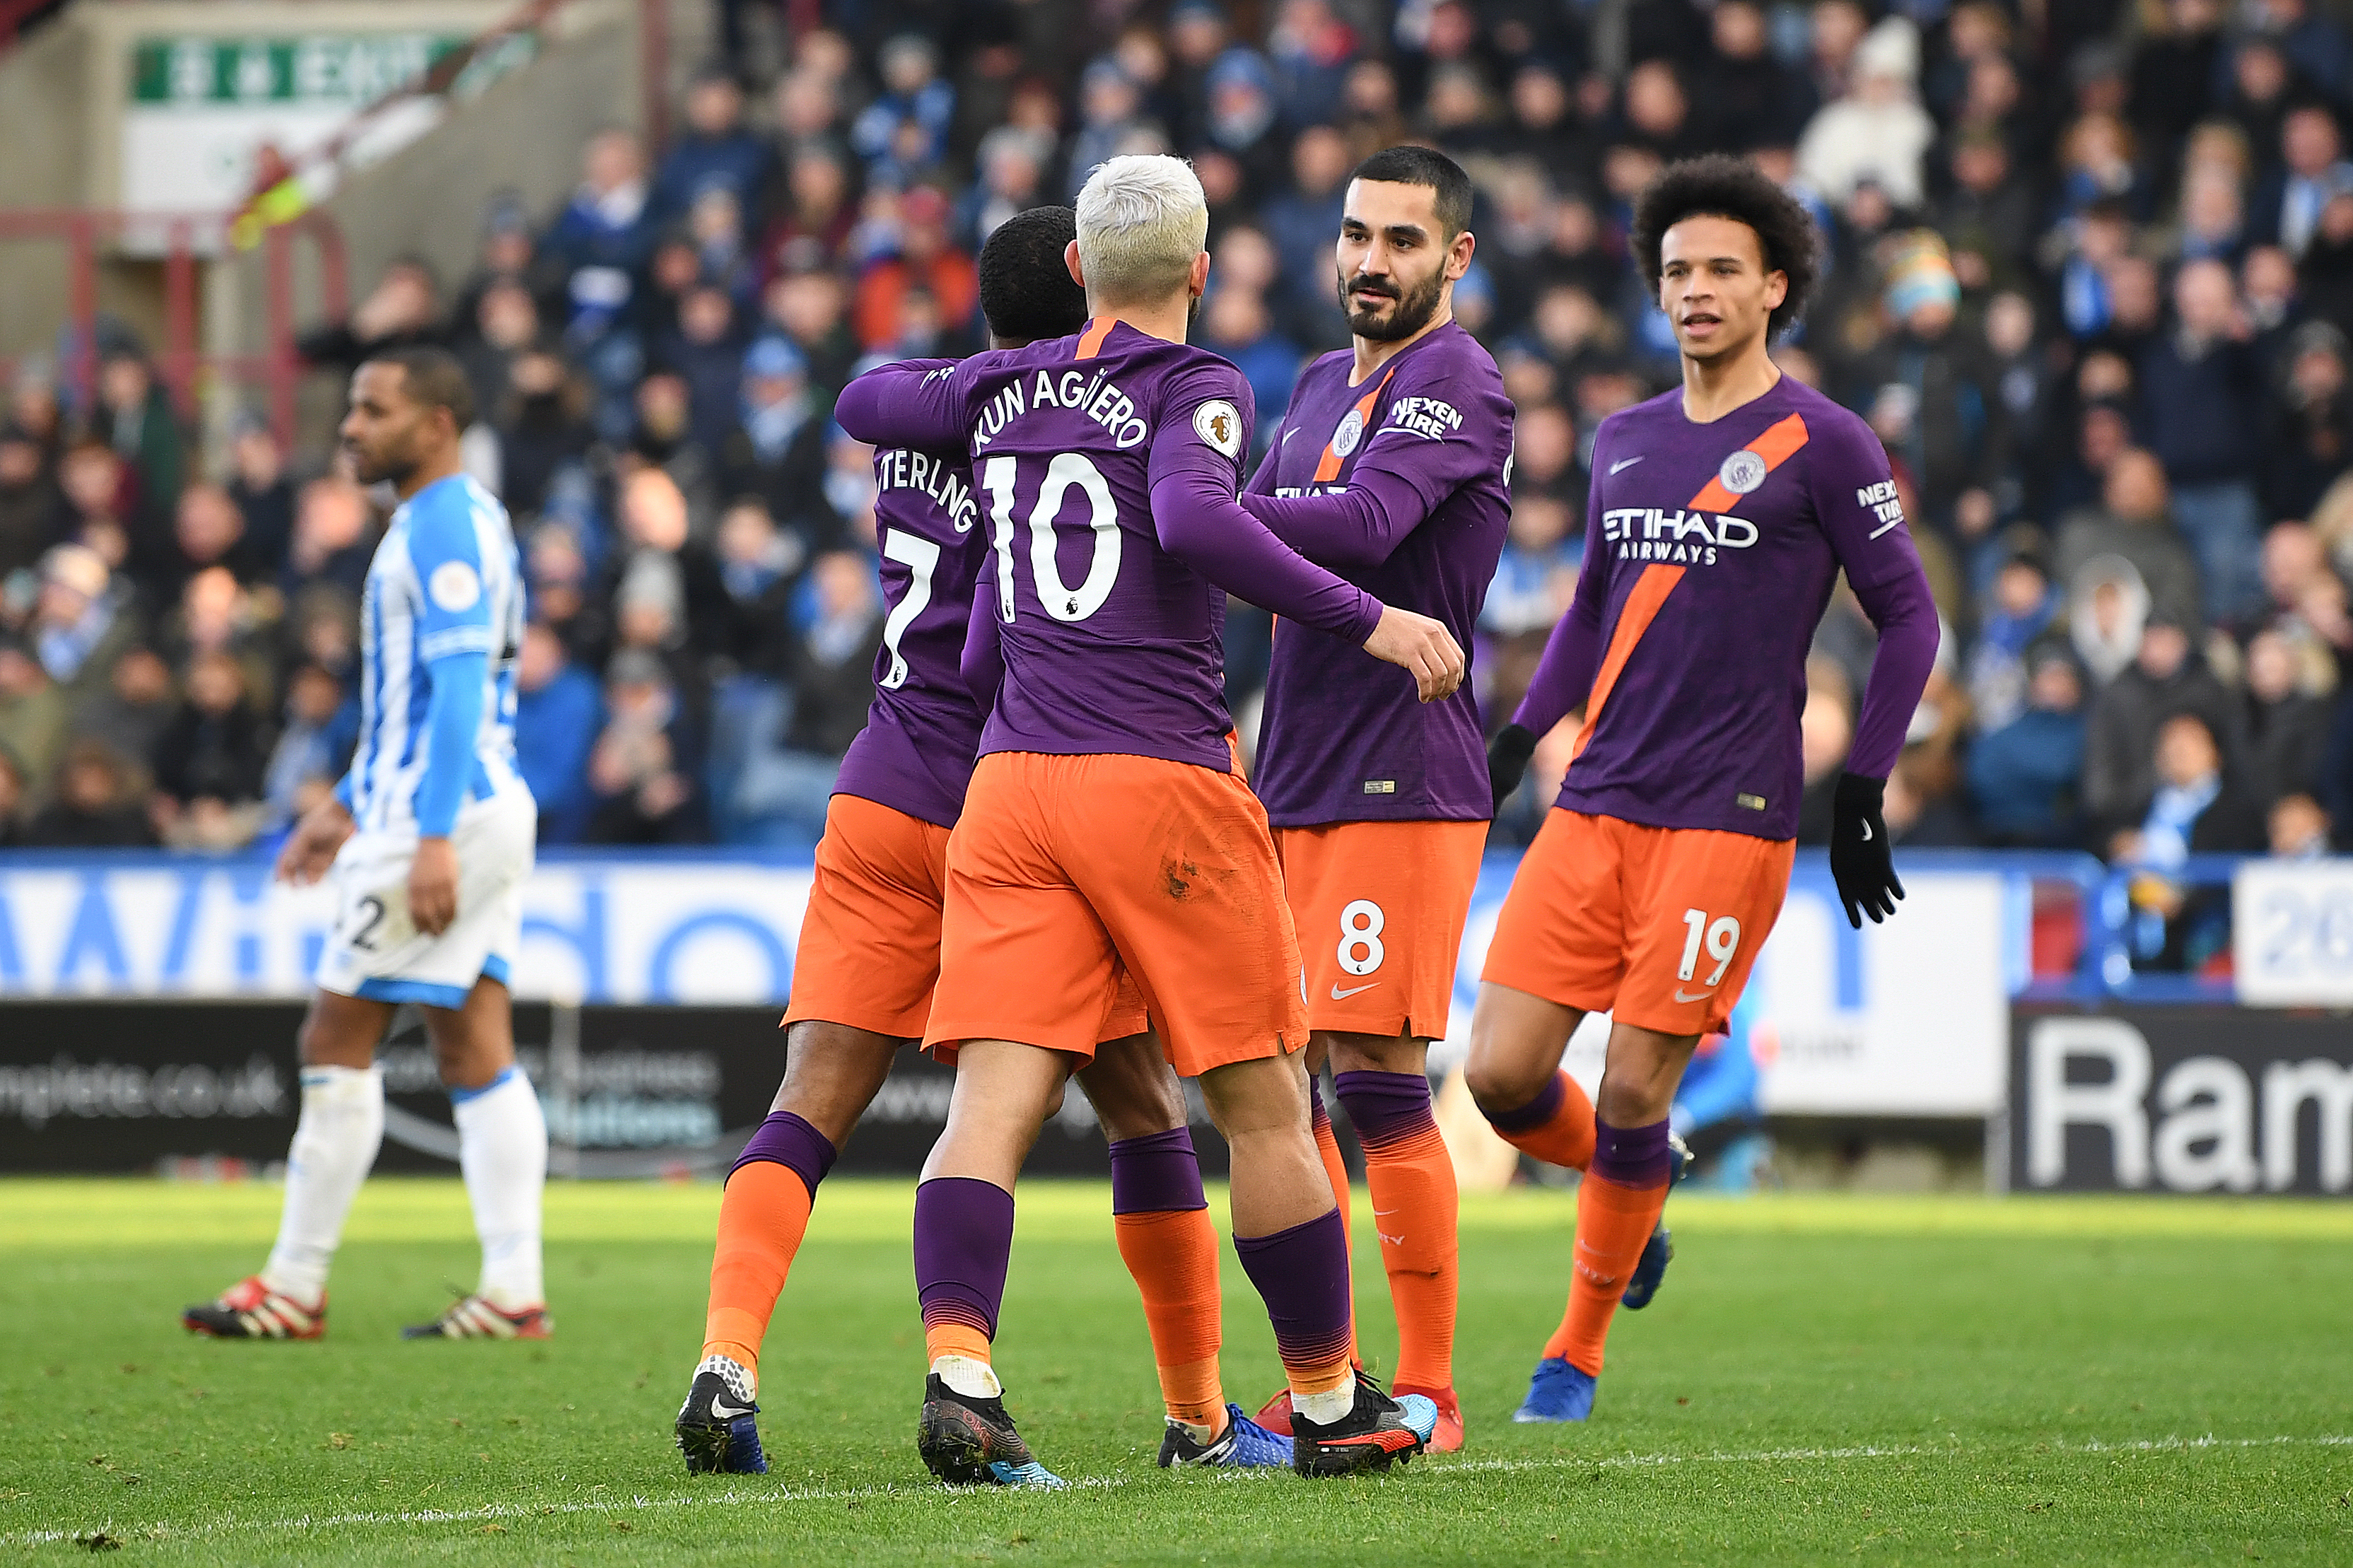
top-left (183, 347), bottom-right (545, 1342)
top-left (675, 207), bottom-right (1287, 1480)
top-left (1472, 154), bottom-right (1934, 1422)
top-left (835, 155), bottom-right (1460, 1480)
top-left (1232, 146), bottom-right (1511, 1453)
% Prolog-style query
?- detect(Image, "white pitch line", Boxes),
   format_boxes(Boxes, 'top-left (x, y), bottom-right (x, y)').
top-left (11, 1434), bottom-right (2349, 1547)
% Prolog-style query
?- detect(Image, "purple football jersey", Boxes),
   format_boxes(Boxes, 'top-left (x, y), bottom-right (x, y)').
top-left (831, 432), bottom-right (989, 830)
top-left (1551, 375), bottom-right (1926, 840)
top-left (1246, 321), bottom-right (1514, 826)
top-left (832, 320), bottom-right (1380, 772)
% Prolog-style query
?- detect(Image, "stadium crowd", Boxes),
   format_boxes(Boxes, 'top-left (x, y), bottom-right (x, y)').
top-left (1, 0), bottom-right (2351, 887)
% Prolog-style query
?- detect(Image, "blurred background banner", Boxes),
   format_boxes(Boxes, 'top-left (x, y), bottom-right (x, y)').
top-left (2233, 857), bottom-right (2353, 1003)
top-left (2008, 1006), bottom-right (2353, 1193)
top-left (0, 849), bottom-right (810, 1003)
top-left (0, 997), bottom-right (1176, 1177)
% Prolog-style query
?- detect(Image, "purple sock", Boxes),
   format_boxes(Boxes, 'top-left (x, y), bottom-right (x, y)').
top-left (1108, 1127), bottom-right (1207, 1214)
top-left (1232, 1208), bottom-right (1353, 1385)
top-left (729, 1110), bottom-right (837, 1195)
top-left (1332, 1069), bottom-right (1435, 1154)
top-left (1481, 1072), bottom-right (1565, 1133)
top-left (913, 1176), bottom-right (1014, 1340)
top-left (1590, 1116), bottom-right (1674, 1189)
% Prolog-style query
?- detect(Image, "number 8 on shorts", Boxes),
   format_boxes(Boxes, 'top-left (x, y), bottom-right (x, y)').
top-left (1338, 899), bottom-right (1386, 977)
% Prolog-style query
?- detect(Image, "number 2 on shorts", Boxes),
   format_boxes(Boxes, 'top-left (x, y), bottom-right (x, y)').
top-left (1338, 899), bottom-right (1385, 976)
top-left (1677, 907), bottom-right (1741, 986)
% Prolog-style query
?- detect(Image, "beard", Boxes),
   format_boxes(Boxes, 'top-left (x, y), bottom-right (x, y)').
top-left (1339, 264), bottom-right (1447, 342)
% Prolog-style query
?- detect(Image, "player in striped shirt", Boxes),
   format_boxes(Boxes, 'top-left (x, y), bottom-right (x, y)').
top-left (182, 347), bottom-right (546, 1345)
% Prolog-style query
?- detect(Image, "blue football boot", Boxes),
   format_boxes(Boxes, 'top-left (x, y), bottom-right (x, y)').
top-left (1157, 1403), bottom-right (1292, 1468)
top-left (1512, 1357), bottom-right (1597, 1424)
top-left (1620, 1130), bottom-right (1693, 1312)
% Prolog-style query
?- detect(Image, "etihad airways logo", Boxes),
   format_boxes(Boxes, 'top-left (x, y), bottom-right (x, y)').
top-left (1600, 505), bottom-right (1758, 566)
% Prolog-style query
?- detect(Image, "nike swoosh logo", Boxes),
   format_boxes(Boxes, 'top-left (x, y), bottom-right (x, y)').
top-left (1609, 455), bottom-right (1645, 474)
top-left (1330, 981), bottom-right (1380, 1000)
top-left (1859, 820), bottom-right (1873, 841)
top-left (1674, 987), bottom-right (1715, 1004)
top-left (708, 1396), bottom-right (751, 1420)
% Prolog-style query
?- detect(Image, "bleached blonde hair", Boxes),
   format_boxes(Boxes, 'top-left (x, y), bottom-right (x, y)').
top-left (1073, 155), bottom-right (1209, 307)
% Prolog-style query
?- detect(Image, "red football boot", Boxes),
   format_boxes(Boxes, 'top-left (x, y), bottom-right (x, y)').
top-left (1393, 1383), bottom-right (1464, 1451)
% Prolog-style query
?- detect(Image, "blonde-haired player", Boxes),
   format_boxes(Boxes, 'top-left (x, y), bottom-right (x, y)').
top-left (835, 154), bottom-right (1454, 1480)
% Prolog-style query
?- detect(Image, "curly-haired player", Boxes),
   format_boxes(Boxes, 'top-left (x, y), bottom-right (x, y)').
top-left (1471, 154), bottom-right (1937, 1423)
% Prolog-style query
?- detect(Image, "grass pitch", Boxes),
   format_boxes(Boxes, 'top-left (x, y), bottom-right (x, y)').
top-left (4, 1179), bottom-right (2351, 1566)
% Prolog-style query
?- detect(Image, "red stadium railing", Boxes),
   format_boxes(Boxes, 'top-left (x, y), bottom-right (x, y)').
top-left (0, 208), bottom-right (348, 450)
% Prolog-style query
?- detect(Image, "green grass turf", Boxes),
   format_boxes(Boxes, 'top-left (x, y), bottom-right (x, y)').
top-left (4, 1180), bottom-right (2351, 1567)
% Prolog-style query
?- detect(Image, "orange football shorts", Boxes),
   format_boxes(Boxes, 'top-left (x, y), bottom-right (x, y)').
top-left (783, 791), bottom-right (1146, 1042)
top-left (926, 750), bottom-right (1306, 1077)
top-left (1480, 808), bottom-right (1794, 1038)
top-left (1275, 819), bottom-right (1487, 1040)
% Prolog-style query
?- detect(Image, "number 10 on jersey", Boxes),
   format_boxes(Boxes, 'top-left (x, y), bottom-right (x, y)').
top-left (981, 452), bottom-right (1122, 624)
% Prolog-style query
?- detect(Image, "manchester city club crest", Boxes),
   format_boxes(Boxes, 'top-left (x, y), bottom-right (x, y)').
top-left (1331, 407), bottom-right (1365, 458)
top-left (1718, 448), bottom-right (1768, 495)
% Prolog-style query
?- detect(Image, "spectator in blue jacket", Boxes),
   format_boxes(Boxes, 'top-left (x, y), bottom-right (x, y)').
top-left (1968, 643), bottom-right (2090, 846)
top-left (514, 621), bottom-right (603, 844)
top-left (2139, 258), bottom-right (2266, 624)
top-left (651, 69), bottom-right (771, 224)
top-left (544, 129), bottom-right (656, 433)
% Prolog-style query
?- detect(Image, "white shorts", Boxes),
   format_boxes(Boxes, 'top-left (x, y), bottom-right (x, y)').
top-left (315, 786), bottom-right (537, 1010)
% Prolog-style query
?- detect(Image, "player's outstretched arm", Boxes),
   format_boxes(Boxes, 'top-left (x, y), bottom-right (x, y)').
top-left (1151, 465), bottom-right (1464, 701)
top-left (831, 361), bottom-right (968, 452)
top-left (1236, 467), bottom-right (1423, 570)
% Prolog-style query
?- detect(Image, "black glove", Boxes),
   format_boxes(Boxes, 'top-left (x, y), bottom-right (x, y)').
top-left (1828, 771), bottom-right (1905, 928)
top-left (1487, 723), bottom-right (1537, 812)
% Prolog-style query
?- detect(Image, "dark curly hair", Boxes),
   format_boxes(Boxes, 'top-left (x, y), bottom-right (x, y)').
top-left (1629, 154), bottom-right (1821, 341)
top-left (979, 205), bottom-right (1091, 347)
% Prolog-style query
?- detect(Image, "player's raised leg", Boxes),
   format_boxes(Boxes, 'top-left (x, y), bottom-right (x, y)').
top-left (182, 990), bottom-right (391, 1340)
top-left (404, 973), bottom-right (550, 1339)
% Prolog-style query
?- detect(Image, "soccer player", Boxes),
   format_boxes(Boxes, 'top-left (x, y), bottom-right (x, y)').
top-left (675, 206), bottom-right (1287, 1480)
top-left (1472, 155), bottom-right (1934, 1422)
top-left (834, 155), bottom-right (1461, 1480)
top-left (182, 346), bottom-right (544, 1342)
top-left (1232, 146), bottom-right (1512, 1453)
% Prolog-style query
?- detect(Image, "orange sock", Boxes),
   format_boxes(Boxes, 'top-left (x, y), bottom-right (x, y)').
top-left (1114, 1209), bottom-right (1225, 1428)
top-left (1308, 1080), bottom-right (1360, 1367)
top-left (700, 1160), bottom-right (815, 1381)
top-left (1335, 1069), bottom-right (1459, 1393)
top-left (1482, 1070), bottom-right (1596, 1171)
top-left (1543, 1172), bottom-right (1668, 1374)
top-left (924, 1320), bottom-right (993, 1367)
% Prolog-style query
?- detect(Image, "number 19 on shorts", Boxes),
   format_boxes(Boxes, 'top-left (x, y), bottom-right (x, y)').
top-left (1678, 908), bottom-right (1742, 987)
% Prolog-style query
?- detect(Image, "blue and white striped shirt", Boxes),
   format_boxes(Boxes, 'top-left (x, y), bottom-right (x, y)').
top-left (341, 474), bottom-right (526, 836)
